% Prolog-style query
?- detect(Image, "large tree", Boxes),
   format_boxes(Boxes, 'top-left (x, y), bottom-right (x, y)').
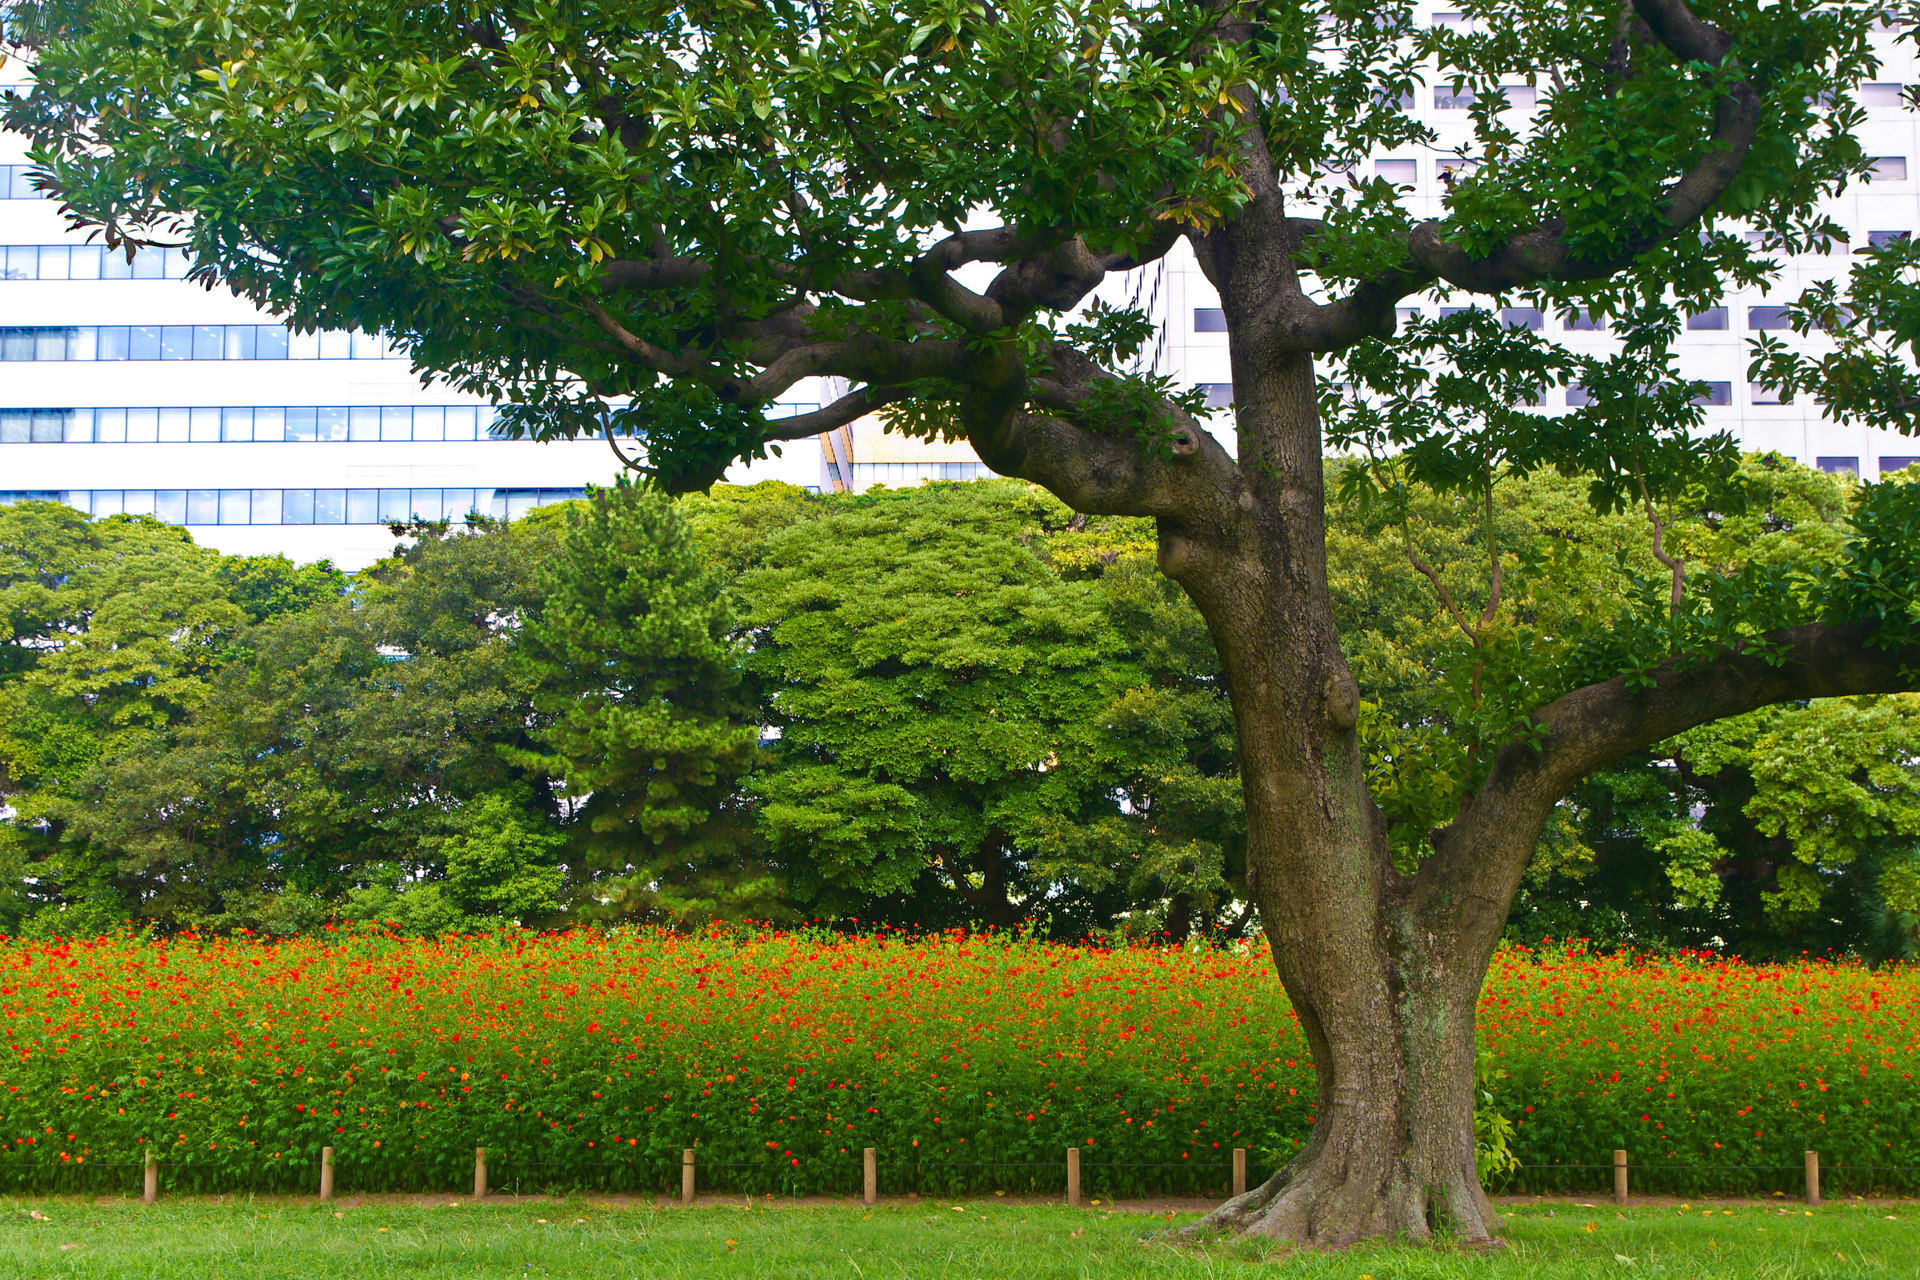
top-left (11, 0), bottom-right (1919, 1244)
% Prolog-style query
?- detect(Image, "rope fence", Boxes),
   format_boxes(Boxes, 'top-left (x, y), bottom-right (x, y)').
top-left (0, 1146), bottom-right (1914, 1204)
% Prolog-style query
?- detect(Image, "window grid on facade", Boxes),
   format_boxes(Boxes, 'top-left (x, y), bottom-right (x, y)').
top-left (11, 487), bottom-right (590, 524)
top-left (0, 405), bottom-right (504, 443)
top-left (0, 326), bottom-right (400, 361)
top-left (0, 166), bottom-right (46, 199)
top-left (847, 462), bottom-right (990, 486)
top-left (0, 403), bottom-right (812, 444)
top-left (0, 245), bottom-right (193, 280)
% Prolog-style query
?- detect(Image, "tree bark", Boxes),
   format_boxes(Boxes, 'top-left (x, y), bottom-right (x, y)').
top-left (1147, 349), bottom-right (1509, 1244)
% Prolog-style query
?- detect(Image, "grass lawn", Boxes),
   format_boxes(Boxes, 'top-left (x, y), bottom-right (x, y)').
top-left (0, 1195), bottom-right (1912, 1279)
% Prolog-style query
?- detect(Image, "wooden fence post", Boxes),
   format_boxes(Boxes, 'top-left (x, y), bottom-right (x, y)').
top-left (1232, 1148), bottom-right (1247, 1198)
top-left (318, 1146), bottom-right (334, 1201)
top-left (473, 1147), bottom-right (487, 1200)
top-left (1066, 1147), bottom-right (1082, 1207)
top-left (681, 1148), bottom-right (695, 1206)
top-left (143, 1149), bottom-right (157, 1205)
top-left (1613, 1149), bottom-right (1628, 1204)
top-left (1805, 1151), bottom-right (1820, 1206)
top-left (863, 1148), bottom-right (877, 1207)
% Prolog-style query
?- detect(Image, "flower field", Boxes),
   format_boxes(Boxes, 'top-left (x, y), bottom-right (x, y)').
top-left (0, 930), bottom-right (1913, 1197)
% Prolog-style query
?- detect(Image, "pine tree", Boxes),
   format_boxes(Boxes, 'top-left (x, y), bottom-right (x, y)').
top-left (517, 483), bottom-right (770, 922)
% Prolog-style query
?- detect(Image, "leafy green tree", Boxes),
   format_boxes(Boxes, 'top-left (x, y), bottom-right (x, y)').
top-left (15, 0), bottom-right (1917, 1242)
top-left (515, 483), bottom-right (768, 923)
top-left (743, 482), bottom-right (1135, 927)
top-left (0, 509), bottom-right (252, 932)
top-left (51, 517), bottom-right (564, 932)
top-left (1037, 512), bottom-right (1247, 938)
top-left (214, 554), bottom-right (348, 626)
top-left (339, 787), bottom-right (568, 934)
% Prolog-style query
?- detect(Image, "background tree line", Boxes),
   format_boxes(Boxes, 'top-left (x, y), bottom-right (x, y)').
top-left (1, 459), bottom-right (1914, 960)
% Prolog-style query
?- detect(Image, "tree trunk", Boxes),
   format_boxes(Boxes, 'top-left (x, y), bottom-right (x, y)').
top-left (1158, 351), bottom-right (1520, 1245)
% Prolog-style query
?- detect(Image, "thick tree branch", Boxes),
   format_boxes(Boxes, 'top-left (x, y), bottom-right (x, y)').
top-left (598, 257), bottom-right (713, 291)
top-left (964, 343), bottom-right (1234, 521)
top-left (1417, 621), bottom-right (1920, 919)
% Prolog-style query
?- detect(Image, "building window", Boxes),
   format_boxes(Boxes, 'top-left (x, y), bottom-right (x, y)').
top-left (0, 166), bottom-right (46, 199)
top-left (1867, 230), bottom-right (1912, 248)
top-left (1864, 84), bottom-right (1908, 108)
top-left (1199, 383), bottom-right (1235, 409)
top-left (1686, 308), bottom-right (1728, 330)
top-left (1749, 306), bottom-right (1793, 331)
top-left (1435, 87), bottom-right (1476, 110)
top-left (1749, 383), bottom-right (1793, 405)
top-left (1565, 310), bottom-right (1605, 331)
top-left (0, 409), bottom-right (78, 442)
top-left (1566, 386), bottom-right (1593, 407)
top-left (0, 325), bottom-right (399, 361)
top-left (0, 245), bottom-right (191, 280)
top-left (847, 463), bottom-right (989, 487)
top-left (1692, 383), bottom-right (1733, 407)
top-left (1501, 308), bottom-right (1543, 330)
top-left (1396, 307), bottom-right (1422, 325)
top-left (1818, 457), bottom-right (1859, 475)
top-left (1375, 160), bottom-right (1418, 185)
top-left (1193, 308), bottom-right (1227, 333)
top-left (1499, 85), bottom-right (1538, 110)
top-left (0, 405), bottom-right (516, 442)
top-left (1880, 457), bottom-right (1920, 475)
top-left (1869, 157), bottom-right (1908, 181)
top-left (1437, 160), bottom-right (1479, 180)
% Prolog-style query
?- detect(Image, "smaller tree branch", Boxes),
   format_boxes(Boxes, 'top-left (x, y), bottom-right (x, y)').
top-left (758, 384), bottom-right (911, 441)
top-left (580, 299), bottom-right (709, 376)
top-left (720, 334), bottom-right (976, 406)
